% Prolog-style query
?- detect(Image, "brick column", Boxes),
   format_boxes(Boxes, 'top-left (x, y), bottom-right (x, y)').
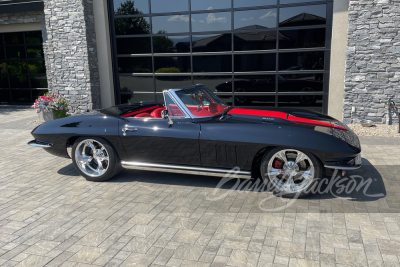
top-left (343, 0), bottom-right (400, 124)
top-left (43, 0), bottom-right (101, 113)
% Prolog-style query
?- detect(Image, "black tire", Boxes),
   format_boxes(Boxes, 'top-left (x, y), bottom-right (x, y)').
top-left (299, 87), bottom-right (317, 105)
top-left (234, 88), bottom-right (251, 106)
top-left (71, 137), bottom-right (121, 182)
top-left (261, 147), bottom-right (323, 198)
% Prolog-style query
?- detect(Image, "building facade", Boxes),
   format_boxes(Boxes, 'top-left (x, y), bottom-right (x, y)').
top-left (0, 0), bottom-right (398, 123)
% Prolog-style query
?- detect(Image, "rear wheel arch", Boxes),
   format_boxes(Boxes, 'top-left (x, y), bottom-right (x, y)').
top-left (251, 146), bottom-right (276, 178)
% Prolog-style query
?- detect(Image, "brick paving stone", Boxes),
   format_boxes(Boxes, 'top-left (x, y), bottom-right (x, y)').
top-left (1, 107), bottom-right (400, 266)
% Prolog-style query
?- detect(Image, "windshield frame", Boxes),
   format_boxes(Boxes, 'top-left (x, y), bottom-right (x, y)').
top-left (167, 85), bottom-right (230, 119)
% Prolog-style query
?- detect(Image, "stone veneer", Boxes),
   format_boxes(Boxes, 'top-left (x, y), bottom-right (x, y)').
top-left (43, 0), bottom-right (101, 113)
top-left (343, 0), bottom-right (400, 124)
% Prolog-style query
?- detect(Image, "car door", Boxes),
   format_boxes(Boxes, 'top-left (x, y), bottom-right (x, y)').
top-left (119, 94), bottom-right (201, 166)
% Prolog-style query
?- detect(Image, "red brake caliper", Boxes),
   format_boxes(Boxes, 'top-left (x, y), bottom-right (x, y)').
top-left (273, 159), bottom-right (283, 169)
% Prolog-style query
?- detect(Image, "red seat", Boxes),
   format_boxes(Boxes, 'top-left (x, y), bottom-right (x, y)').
top-left (151, 107), bottom-right (165, 118)
top-left (134, 113), bottom-right (152, 118)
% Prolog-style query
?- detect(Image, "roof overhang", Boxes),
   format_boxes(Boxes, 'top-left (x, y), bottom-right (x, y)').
top-left (0, 0), bottom-right (44, 15)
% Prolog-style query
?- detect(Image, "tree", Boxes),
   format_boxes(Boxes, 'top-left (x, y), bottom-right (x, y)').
top-left (114, 0), bottom-right (150, 35)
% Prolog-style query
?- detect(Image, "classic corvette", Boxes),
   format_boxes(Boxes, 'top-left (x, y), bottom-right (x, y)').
top-left (28, 84), bottom-right (361, 198)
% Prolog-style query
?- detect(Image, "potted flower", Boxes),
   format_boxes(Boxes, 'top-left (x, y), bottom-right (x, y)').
top-left (32, 94), bottom-right (69, 122)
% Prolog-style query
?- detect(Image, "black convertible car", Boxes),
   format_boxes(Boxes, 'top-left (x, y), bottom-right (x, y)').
top-left (29, 85), bottom-right (361, 198)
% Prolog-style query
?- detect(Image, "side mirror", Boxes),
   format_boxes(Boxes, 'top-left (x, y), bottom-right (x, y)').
top-left (162, 109), bottom-right (173, 125)
top-left (161, 109), bottom-right (168, 119)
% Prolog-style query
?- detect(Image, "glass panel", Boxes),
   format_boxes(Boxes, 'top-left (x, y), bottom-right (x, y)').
top-left (175, 86), bottom-right (229, 117)
top-left (4, 32), bottom-right (24, 45)
top-left (11, 89), bottom-right (31, 103)
top-left (279, 29), bottom-right (325, 49)
top-left (152, 15), bottom-right (190, 34)
top-left (32, 89), bottom-right (49, 100)
top-left (192, 34), bottom-right (231, 53)
top-left (154, 56), bottom-right (191, 73)
top-left (192, 12), bottom-right (231, 32)
top-left (114, 17), bottom-right (151, 35)
top-left (5, 46), bottom-right (26, 59)
top-left (278, 52), bottom-right (324, 71)
top-left (26, 46), bottom-right (44, 58)
top-left (30, 75), bottom-right (48, 88)
top-left (25, 31), bottom-right (43, 44)
top-left (0, 47), bottom-right (4, 59)
top-left (278, 73), bottom-right (323, 93)
top-left (191, 0), bottom-right (231, 11)
top-left (121, 93), bottom-right (155, 104)
top-left (234, 31), bottom-right (276, 51)
top-left (28, 60), bottom-right (46, 74)
top-left (234, 9), bottom-right (277, 30)
top-left (278, 95), bottom-right (323, 113)
top-left (151, 0), bottom-right (188, 13)
top-left (116, 37), bottom-right (151, 54)
top-left (118, 57), bottom-right (152, 73)
top-left (279, 5), bottom-right (326, 27)
top-left (7, 61), bottom-right (28, 74)
top-left (233, 75), bottom-right (275, 93)
top-left (194, 76), bottom-right (232, 92)
top-left (164, 93), bottom-right (185, 117)
top-left (234, 94), bottom-right (275, 107)
top-left (0, 90), bottom-right (10, 104)
top-left (234, 54), bottom-right (276, 72)
top-left (0, 75), bottom-right (8, 88)
top-left (193, 55), bottom-right (232, 72)
top-left (0, 33), bottom-right (3, 45)
top-left (281, 0), bottom-right (321, 4)
top-left (154, 35), bottom-right (190, 53)
top-left (155, 76), bottom-right (192, 92)
top-left (0, 60), bottom-right (6, 74)
top-left (9, 76), bottom-right (29, 88)
top-left (114, 0), bottom-right (149, 14)
top-left (120, 76), bottom-right (154, 93)
top-left (216, 94), bottom-right (233, 106)
top-left (234, 0), bottom-right (277, 8)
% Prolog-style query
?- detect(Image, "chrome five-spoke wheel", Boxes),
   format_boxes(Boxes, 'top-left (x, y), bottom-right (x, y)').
top-left (72, 137), bottom-right (120, 181)
top-left (75, 139), bottom-right (109, 177)
top-left (261, 148), bottom-right (322, 198)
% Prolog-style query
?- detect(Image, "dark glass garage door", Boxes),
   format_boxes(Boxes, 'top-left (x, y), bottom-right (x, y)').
top-left (109, 0), bottom-right (332, 113)
top-left (0, 31), bottom-right (47, 105)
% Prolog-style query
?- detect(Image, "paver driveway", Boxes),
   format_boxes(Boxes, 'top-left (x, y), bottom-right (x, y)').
top-left (1, 106), bottom-right (400, 267)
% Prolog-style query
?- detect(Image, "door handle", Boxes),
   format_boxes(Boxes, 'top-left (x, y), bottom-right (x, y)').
top-left (122, 128), bottom-right (137, 136)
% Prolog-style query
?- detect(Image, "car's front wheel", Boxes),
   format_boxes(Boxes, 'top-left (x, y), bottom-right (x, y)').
top-left (72, 137), bottom-right (121, 182)
top-left (261, 147), bottom-right (322, 198)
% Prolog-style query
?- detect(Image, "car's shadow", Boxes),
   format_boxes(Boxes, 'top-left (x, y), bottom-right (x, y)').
top-left (58, 158), bottom-right (387, 203)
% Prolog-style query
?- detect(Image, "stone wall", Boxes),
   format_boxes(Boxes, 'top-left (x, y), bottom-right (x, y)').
top-left (343, 0), bottom-right (400, 124)
top-left (43, 0), bottom-right (101, 113)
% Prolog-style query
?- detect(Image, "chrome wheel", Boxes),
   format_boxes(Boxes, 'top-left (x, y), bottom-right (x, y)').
top-left (75, 139), bottom-right (110, 177)
top-left (267, 149), bottom-right (314, 193)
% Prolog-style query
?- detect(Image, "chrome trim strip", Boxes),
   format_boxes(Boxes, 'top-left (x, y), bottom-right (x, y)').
top-left (28, 140), bottom-right (53, 148)
top-left (324, 165), bottom-right (362, 170)
top-left (121, 161), bottom-right (251, 175)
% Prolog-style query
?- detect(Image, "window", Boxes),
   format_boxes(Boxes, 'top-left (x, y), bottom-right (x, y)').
top-left (110, 0), bottom-right (332, 113)
top-left (0, 31), bottom-right (47, 105)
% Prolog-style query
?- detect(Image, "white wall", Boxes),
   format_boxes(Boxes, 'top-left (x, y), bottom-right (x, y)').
top-left (93, 0), bottom-right (115, 108)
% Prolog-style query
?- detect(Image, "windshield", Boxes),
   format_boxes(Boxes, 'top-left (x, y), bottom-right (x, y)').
top-left (175, 86), bottom-right (229, 117)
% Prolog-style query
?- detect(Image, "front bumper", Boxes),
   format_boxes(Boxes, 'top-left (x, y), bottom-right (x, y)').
top-left (324, 154), bottom-right (362, 170)
top-left (28, 140), bottom-right (53, 148)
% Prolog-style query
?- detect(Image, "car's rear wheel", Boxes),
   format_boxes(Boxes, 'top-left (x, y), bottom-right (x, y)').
top-left (72, 137), bottom-right (121, 182)
top-left (261, 147), bottom-right (322, 198)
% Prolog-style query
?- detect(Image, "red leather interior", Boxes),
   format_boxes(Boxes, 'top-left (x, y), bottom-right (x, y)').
top-left (134, 113), bottom-right (152, 118)
top-left (209, 103), bottom-right (225, 113)
top-left (151, 107), bottom-right (165, 118)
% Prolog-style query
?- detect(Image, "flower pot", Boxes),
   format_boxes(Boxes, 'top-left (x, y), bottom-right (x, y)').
top-left (38, 111), bottom-right (58, 122)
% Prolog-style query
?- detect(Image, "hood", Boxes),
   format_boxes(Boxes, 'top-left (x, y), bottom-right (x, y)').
top-left (227, 107), bottom-right (347, 130)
